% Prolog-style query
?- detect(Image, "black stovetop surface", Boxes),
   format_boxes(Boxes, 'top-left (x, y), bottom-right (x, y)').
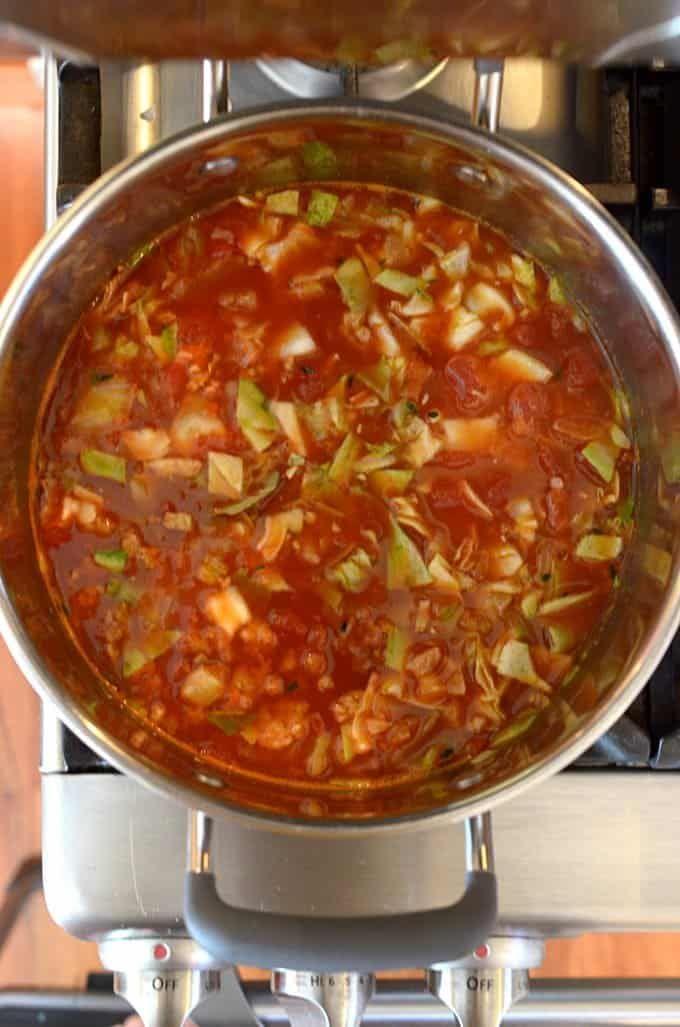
top-left (52, 60), bottom-right (680, 773)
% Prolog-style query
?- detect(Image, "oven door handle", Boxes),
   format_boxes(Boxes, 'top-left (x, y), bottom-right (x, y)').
top-left (183, 811), bottom-right (497, 972)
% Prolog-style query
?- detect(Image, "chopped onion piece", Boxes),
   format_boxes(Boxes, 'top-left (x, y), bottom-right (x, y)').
top-left (442, 416), bottom-right (498, 451)
top-left (205, 586), bottom-right (251, 638)
top-left (72, 378), bottom-right (134, 430)
top-left (447, 306), bottom-right (484, 350)
top-left (539, 591), bottom-right (594, 616)
top-left (170, 397), bottom-right (226, 455)
top-left (147, 457), bottom-right (202, 478)
top-left (278, 322), bottom-right (317, 359)
top-left (492, 348), bottom-right (552, 383)
top-left (440, 242), bottom-right (470, 279)
top-left (465, 282), bottom-right (515, 324)
top-left (181, 666), bottom-right (223, 706)
top-left (488, 545), bottom-right (523, 578)
top-left (162, 511), bottom-right (193, 532)
top-left (122, 429), bottom-right (170, 461)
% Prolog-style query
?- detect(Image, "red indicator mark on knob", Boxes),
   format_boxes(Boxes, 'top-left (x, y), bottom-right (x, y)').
top-left (153, 942), bottom-right (170, 961)
top-left (474, 944), bottom-right (490, 959)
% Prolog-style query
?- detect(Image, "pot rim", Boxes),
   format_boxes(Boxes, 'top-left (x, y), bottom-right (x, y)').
top-left (2, 98), bottom-right (680, 837)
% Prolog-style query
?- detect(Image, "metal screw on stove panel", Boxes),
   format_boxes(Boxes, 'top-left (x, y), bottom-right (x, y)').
top-left (272, 969), bottom-right (374, 1027)
top-left (99, 935), bottom-right (229, 1027)
top-left (428, 936), bottom-right (544, 1027)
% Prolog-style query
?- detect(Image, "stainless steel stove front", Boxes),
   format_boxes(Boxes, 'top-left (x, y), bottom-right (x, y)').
top-left (41, 770), bottom-right (680, 940)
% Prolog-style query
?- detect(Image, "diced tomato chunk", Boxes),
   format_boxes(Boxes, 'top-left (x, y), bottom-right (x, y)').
top-left (507, 382), bottom-right (550, 436)
top-left (444, 355), bottom-right (494, 414)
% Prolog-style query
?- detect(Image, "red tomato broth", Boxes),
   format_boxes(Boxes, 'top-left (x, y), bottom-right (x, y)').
top-left (31, 182), bottom-right (636, 791)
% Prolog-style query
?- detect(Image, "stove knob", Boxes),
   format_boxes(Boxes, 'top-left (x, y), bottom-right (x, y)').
top-left (428, 936), bottom-right (544, 1027)
top-left (99, 935), bottom-right (228, 1027)
top-left (272, 969), bottom-right (374, 1027)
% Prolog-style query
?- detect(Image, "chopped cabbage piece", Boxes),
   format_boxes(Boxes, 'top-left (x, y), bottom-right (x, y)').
top-left (427, 553), bottom-right (460, 593)
top-left (357, 356), bottom-right (393, 401)
top-left (335, 257), bottom-right (371, 317)
top-left (93, 549), bottom-right (127, 572)
top-left (581, 441), bottom-right (617, 484)
top-left (256, 508), bottom-right (304, 562)
top-left (328, 433), bottom-right (361, 486)
top-left (265, 190), bottom-right (299, 215)
top-left (661, 430), bottom-right (680, 484)
top-left (80, 449), bottom-right (126, 484)
top-left (300, 140), bottom-right (338, 178)
top-left (548, 276), bottom-right (567, 304)
top-left (327, 547), bottom-right (374, 593)
top-left (271, 401), bottom-right (307, 455)
top-left (214, 471), bottom-right (279, 516)
top-left (642, 543), bottom-right (672, 586)
top-left (385, 625), bottom-right (408, 671)
top-left (387, 517), bottom-right (432, 589)
top-left (494, 640), bottom-right (549, 692)
top-left (306, 190), bottom-right (338, 227)
top-left (375, 269), bottom-right (424, 297)
top-left (575, 534), bottom-right (623, 561)
top-left (355, 442), bottom-right (396, 474)
top-left (492, 709), bottom-right (538, 747)
top-left (236, 379), bottom-right (279, 452)
top-left (208, 452), bottom-right (243, 499)
top-left (511, 254), bottom-right (536, 291)
top-left (369, 469), bottom-right (413, 497)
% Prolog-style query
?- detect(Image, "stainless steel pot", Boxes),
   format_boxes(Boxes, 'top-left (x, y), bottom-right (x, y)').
top-left (0, 102), bottom-right (679, 969)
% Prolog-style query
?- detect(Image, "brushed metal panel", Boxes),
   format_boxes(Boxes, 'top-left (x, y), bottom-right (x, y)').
top-left (42, 771), bottom-right (680, 941)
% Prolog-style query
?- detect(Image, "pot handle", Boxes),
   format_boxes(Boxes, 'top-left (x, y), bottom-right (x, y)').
top-left (184, 810), bottom-right (497, 972)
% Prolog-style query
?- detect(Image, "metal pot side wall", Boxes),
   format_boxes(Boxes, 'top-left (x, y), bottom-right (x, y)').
top-left (0, 104), bottom-right (679, 829)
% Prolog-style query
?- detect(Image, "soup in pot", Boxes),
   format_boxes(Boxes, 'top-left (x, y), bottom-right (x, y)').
top-left (32, 176), bottom-right (635, 787)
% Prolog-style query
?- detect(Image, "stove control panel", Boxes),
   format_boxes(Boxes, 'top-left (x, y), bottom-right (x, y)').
top-left (99, 935), bottom-right (230, 1027)
top-left (272, 969), bottom-right (374, 1027)
top-left (428, 936), bottom-right (544, 1027)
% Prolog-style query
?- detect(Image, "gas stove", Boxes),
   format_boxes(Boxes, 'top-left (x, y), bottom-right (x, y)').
top-left (32, 50), bottom-right (680, 1027)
